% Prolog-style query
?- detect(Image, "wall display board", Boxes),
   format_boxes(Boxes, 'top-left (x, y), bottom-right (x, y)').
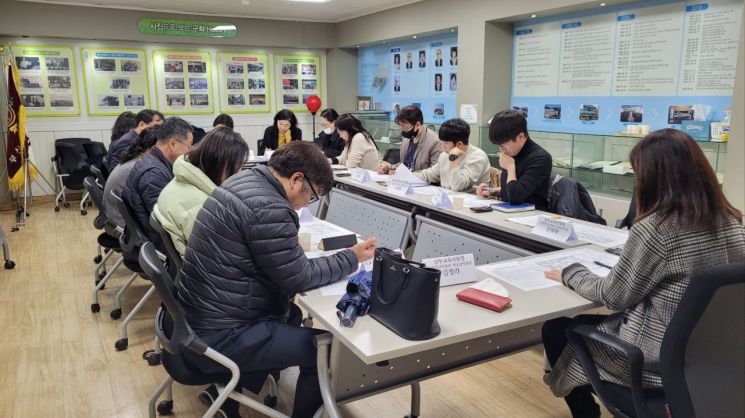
top-left (13, 44), bottom-right (80, 116)
top-left (152, 49), bottom-right (214, 114)
top-left (358, 33), bottom-right (458, 123)
top-left (273, 54), bottom-right (321, 113)
top-left (510, 0), bottom-right (742, 135)
top-left (81, 48), bottom-right (150, 115)
top-left (217, 51), bottom-right (271, 113)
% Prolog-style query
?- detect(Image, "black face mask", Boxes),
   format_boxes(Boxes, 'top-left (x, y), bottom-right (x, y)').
top-left (401, 126), bottom-right (417, 139)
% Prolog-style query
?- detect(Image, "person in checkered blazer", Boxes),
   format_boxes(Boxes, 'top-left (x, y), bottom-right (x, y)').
top-left (542, 129), bottom-right (745, 418)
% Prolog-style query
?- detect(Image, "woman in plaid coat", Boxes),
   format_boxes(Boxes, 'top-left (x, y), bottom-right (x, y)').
top-left (542, 129), bottom-right (745, 418)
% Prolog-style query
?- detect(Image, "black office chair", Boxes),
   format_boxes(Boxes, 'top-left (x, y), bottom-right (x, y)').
top-left (139, 242), bottom-right (282, 418)
top-left (52, 138), bottom-right (92, 214)
top-left (83, 141), bottom-right (108, 175)
top-left (89, 165), bottom-right (107, 190)
top-left (107, 192), bottom-right (157, 351)
top-left (84, 176), bottom-right (122, 288)
top-left (615, 193), bottom-right (636, 230)
top-left (566, 262), bottom-right (745, 418)
top-left (257, 139), bottom-right (265, 156)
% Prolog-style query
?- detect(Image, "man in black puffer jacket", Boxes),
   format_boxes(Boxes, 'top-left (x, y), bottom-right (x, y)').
top-left (178, 141), bottom-right (376, 418)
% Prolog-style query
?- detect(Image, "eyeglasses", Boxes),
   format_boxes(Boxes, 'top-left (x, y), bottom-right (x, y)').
top-left (173, 138), bottom-right (193, 149)
top-left (304, 178), bottom-right (319, 205)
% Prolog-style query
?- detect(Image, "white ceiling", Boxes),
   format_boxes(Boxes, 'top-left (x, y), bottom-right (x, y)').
top-left (18, 0), bottom-right (422, 23)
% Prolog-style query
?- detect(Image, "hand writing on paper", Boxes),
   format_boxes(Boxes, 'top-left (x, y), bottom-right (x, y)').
top-left (351, 237), bottom-right (377, 263)
top-left (544, 268), bottom-right (563, 282)
top-left (377, 161), bottom-right (392, 174)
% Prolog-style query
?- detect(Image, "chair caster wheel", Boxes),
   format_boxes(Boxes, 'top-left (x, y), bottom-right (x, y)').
top-left (54, 206), bottom-right (60, 212)
top-left (4, 260), bottom-right (15, 269)
top-left (157, 400), bottom-right (173, 415)
top-left (115, 338), bottom-right (128, 351)
top-left (264, 395), bottom-right (277, 408)
top-left (302, 318), bottom-right (314, 328)
top-left (143, 349), bottom-right (162, 366)
top-left (110, 308), bottom-right (121, 320)
top-left (91, 303), bottom-right (100, 313)
top-left (81, 210), bottom-right (87, 216)
top-left (93, 255), bottom-right (102, 264)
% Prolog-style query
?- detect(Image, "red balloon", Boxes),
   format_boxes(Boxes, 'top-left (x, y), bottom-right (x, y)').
top-left (306, 95), bottom-right (322, 114)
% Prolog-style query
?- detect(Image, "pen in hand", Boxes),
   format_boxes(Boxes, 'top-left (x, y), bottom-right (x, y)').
top-left (594, 261), bottom-right (614, 270)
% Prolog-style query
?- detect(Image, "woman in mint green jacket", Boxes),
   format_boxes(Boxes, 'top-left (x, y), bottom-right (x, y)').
top-left (155, 127), bottom-right (249, 255)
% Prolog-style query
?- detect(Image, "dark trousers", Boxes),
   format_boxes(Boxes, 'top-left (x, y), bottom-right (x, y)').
top-left (543, 315), bottom-right (607, 418)
top-left (193, 305), bottom-right (325, 418)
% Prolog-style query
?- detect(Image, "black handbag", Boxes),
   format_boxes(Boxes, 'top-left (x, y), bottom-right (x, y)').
top-left (369, 248), bottom-right (441, 340)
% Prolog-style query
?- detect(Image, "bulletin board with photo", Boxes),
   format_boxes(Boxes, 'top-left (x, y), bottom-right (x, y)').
top-left (152, 49), bottom-right (214, 115)
top-left (217, 51), bottom-right (271, 113)
top-left (81, 47), bottom-right (151, 116)
top-left (273, 54), bottom-right (321, 113)
top-left (12, 44), bottom-right (80, 117)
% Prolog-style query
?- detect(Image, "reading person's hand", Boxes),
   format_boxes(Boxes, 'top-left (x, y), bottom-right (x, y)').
top-left (351, 237), bottom-right (377, 263)
top-left (377, 161), bottom-right (391, 174)
top-left (475, 182), bottom-right (492, 197)
top-left (544, 268), bottom-right (563, 282)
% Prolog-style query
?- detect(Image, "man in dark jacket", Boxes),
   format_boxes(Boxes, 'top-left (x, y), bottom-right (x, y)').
top-left (477, 110), bottom-right (552, 210)
top-left (107, 109), bottom-right (163, 171)
top-left (121, 117), bottom-right (193, 244)
top-left (178, 141), bottom-right (376, 418)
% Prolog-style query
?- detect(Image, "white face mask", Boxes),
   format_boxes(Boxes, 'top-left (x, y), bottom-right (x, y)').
top-left (323, 127), bottom-right (334, 135)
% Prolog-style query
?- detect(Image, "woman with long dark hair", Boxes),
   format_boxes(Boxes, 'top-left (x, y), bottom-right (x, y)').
top-left (261, 109), bottom-right (302, 152)
top-left (314, 108), bottom-right (344, 158)
top-left (155, 127), bottom-right (249, 254)
top-left (110, 111), bottom-right (137, 143)
top-left (541, 129), bottom-right (744, 417)
top-left (329, 113), bottom-right (378, 170)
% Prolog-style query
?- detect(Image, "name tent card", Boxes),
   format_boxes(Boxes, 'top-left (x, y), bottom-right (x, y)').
top-left (422, 253), bottom-right (476, 287)
top-left (532, 215), bottom-right (578, 242)
top-left (432, 190), bottom-right (453, 209)
top-left (351, 168), bottom-right (371, 183)
top-left (387, 179), bottom-right (414, 196)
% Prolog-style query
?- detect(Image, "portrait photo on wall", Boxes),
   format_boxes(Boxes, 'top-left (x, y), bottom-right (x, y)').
top-left (434, 73), bottom-right (443, 92)
top-left (418, 50), bottom-right (426, 68)
top-left (450, 47), bottom-right (458, 66)
top-left (405, 51), bottom-right (413, 69)
top-left (579, 104), bottom-right (599, 121)
top-left (393, 53), bottom-right (401, 71)
top-left (393, 75), bottom-right (400, 92)
top-left (434, 48), bottom-right (443, 67)
top-left (449, 73), bottom-right (457, 91)
top-left (620, 105), bottom-right (644, 123)
top-left (668, 105), bottom-right (694, 125)
top-left (544, 104), bottom-right (561, 120)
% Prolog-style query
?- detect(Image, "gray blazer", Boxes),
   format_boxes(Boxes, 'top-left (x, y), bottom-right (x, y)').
top-left (399, 129), bottom-right (443, 172)
top-left (545, 213), bottom-right (745, 397)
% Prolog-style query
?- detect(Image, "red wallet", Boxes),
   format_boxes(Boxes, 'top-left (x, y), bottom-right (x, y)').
top-left (456, 288), bottom-right (512, 312)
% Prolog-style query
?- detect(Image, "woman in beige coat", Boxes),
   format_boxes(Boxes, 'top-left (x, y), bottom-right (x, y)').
top-left (329, 113), bottom-right (379, 171)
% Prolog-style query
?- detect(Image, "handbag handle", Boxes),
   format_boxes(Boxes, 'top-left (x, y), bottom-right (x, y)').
top-left (375, 262), bottom-right (410, 305)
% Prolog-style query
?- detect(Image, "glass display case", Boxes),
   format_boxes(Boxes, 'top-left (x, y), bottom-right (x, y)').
top-left (479, 128), bottom-right (728, 199)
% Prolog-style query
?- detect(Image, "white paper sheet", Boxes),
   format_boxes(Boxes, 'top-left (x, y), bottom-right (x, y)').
top-left (299, 220), bottom-right (355, 247)
top-left (507, 215), bottom-right (542, 227)
top-left (414, 185), bottom-right (448, 195)
top-left (391, 165), bottom-right (427, 186)
top-left (463, 195), bottom-right (493, 208)
top-left (572, 223), bottom-right (629, 248)
top-left (478, 249), bottom-right (619, 291)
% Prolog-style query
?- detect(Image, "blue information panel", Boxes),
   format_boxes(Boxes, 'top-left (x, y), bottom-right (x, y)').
top-left (358, 33), bottom-right (458, 123)
top-left (510, 0), bottom-right (742, 135)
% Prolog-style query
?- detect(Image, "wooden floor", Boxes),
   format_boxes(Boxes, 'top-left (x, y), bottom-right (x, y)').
top-left (0, 201), bottom-right (611, 418)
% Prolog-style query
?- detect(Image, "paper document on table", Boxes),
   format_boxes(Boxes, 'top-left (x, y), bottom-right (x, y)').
top-left (507, 215), bottom-right (541, 227)
top-left (299, 220), bottom-right (355, 246)
top-left (414, 185), bottom-right (448, 195)
top-left (318, 279), bottom-right (348, 296)
top-left (331, 164), bottom-right (348, 170)
top-left (391, 164), bottom-right (427, 186)
top-left (295, 207), bottom-right (315, 223)
top-left (572, 224), bottom-right (629, 248)
top-left (478, 249), bottom-right (619, 291)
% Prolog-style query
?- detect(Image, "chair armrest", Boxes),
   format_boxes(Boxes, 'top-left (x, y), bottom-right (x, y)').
top-left (566, 324), bottom-right (648, 418)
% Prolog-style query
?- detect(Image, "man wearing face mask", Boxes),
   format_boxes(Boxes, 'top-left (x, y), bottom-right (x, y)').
top-left (178, 141), bottom-right (376, 418)
top-left (378, 105), bottom-right (442, 174)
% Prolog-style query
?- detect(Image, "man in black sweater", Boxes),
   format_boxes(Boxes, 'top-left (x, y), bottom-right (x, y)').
top-left (477, 110), bottom-right (552, 210)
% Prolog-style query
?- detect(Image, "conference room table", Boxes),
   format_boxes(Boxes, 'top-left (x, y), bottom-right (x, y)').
top-left (296, 187), bottom-right (623, 417)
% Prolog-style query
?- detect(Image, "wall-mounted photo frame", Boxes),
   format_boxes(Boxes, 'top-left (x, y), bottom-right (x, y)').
top-left (357, 96), bottom-right (372, 111)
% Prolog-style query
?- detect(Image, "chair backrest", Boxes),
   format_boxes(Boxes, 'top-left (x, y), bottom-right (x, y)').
top-left (84, 176), bottom-right (108, 230)
top-left (54, 142), bottom-right (89, 173)
top-left (257, 139), bottom-right (265, 156)
top-left (83, 141), bottom-right (108, 168)
top-left (89, 165), bottom-right (106, 187)
top-left (325, 188), bottom-right (411, 250)
top-left (111, 191), bottom-right (147, 252)
top-left (411, 215), bottom-right (532, 264)
top-left (660, 262), bottom-right (745, 418)
top-left (150, 212), bottom-right (183, 279)
top-left (488, 167), bottom-right (501, 189)
top-left (139, 242), bottom-right (206, 356)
